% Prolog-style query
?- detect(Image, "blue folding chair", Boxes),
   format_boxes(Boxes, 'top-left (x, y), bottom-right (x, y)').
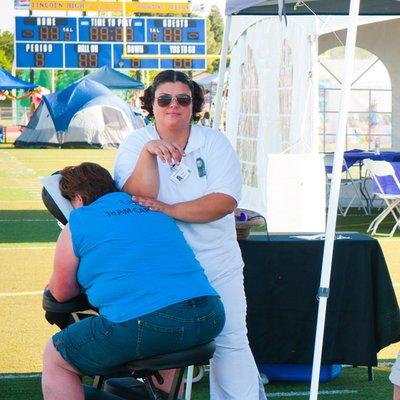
top-left (364, 159), bottom-right (400, 237)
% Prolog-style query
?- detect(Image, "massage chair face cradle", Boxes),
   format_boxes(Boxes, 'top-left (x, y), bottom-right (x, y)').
top-left (42, 184), bottom-right (215, 400)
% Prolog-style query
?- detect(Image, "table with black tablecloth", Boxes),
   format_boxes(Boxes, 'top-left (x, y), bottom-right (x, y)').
top-left (240, 233), bottom-right (400, 367)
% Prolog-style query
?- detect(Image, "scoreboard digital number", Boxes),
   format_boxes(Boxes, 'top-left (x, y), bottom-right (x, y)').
top-left (15, 16), bottom-right (77, 42)
top-left (64, 44), bottom-right (112, 69)
top-left (78, 17), bottom-right (146, 43)
top-left (15, 16), bottom-right (206, 70)
top-left (114, 44), bottom-right (159, 70)
top-left (147, 18), bottom-right (205, 43)
top-left (16, 42), bottom-right (64, 68)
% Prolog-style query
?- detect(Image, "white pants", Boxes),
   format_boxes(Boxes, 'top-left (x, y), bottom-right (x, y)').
top-left (390, 351), bottom-right (400, 386)
top-left (209, 268), bottom-right (267, 400)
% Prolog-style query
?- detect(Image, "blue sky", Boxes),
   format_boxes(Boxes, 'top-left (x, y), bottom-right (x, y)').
top-left (1, 0), bottom-right (17, 32)
top-left (0, 0), bottom-right (226, 33)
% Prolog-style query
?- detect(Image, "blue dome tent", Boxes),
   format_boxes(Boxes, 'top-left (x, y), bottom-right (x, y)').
top-left (81, 66), bottom-right (144, 90)
top-left (15, 79), bottom-right (135, 148)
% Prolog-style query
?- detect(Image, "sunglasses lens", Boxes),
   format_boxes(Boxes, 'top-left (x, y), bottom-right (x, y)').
top-left (156, 94), bottom-right (192, 107)
top-left (176, 95), bottom-right (192, 106)
top-left (157, 95), bottom-right (173, 107)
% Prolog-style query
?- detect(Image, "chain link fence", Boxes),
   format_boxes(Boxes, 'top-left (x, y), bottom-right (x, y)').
top-left (0, 106), bottom-right (31, 143)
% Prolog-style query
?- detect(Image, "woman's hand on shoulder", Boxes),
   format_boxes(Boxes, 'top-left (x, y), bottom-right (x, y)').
top-left (145, 140), bottom-right (185, 165)
top-left (133, 195), bottom-right (173, 215)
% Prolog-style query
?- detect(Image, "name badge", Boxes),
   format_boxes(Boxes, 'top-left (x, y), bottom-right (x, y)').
top-left (169, 163), bottom-right (191, 184)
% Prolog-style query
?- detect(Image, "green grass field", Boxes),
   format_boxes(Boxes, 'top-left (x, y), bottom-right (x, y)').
top-left (0, 144), bottom-right (398, 399)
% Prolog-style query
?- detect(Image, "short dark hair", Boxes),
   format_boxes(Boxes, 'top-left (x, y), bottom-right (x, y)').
top-left (59, 162), bottom-right (117, 205)
top-left (140, 70), bottom-right (204, 122)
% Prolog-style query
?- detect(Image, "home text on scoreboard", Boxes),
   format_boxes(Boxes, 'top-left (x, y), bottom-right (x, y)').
top-left (15, 16), bottom-right (206, 70)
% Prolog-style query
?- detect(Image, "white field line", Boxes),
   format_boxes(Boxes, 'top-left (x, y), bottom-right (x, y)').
top-left (0, 376), bottom-right (359, 395)
top-left (336, 223), bottom-right (371, 228)
top-left (0, 200), bottom-right (41, 203)
top-left (0, 219), bottom-right (53, 222)
top-left (0, 246), bottom-right (55, 250)
top-left (0, 375), bottom-right (364, 395)
top-left (342, 361), bottom-right (394, 367)
top-left (1, 185), bottom-right (41, 188)
top-left (0, 290), bottom-right (43, 297)
top-left (379, 361), bottom-right (395, 366)
top-left (0, 373), bottom-right (41, 380)
top-left (267, 390), bottom-right (358, 397)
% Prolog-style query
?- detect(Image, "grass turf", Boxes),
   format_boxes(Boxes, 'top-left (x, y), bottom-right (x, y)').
top-left (0, 364), bottom-right (395, 399)
top-left (0, 144), bottom-right (398, 399)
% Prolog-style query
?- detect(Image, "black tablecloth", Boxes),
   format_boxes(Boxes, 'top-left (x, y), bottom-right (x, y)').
top-left (240, 233), bottom-right (400, 366)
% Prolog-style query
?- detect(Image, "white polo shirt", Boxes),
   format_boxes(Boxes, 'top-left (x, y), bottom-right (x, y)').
top-left (390, 351), bottom-right (400, 386)
top-left (114, 124), bottom-right (243, 282)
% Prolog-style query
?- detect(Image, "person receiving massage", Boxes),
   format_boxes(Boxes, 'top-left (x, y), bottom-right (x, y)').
top-left (114, 70), bottom-right (266, 399)
top-left (41, 162), bottom-right (225, 400)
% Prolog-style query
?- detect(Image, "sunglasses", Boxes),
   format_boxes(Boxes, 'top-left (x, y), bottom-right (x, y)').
top-left (156, 94), bottom-right (192, 108)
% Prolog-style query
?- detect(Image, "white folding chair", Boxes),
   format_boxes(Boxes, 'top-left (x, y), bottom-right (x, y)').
top-left (324, 153), bottom-right (367, 216)
top-left (363, 159), bottom-right (400, 237)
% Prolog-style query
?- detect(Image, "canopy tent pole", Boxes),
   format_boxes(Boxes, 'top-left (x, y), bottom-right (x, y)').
top-left (212, 15), bottom-right (231, 130)
top-left (51, 69), bottom-right (56, 93)
top-left (309, 1), bottom-right (360, 399)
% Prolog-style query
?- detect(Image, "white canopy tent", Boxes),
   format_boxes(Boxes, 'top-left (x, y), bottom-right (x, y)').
top-left (222, 12), bottom-right (400, 229)
top-left (214, 1), bottom-right (400, 400)
top-left (225, 15), bottom-right (324, 232)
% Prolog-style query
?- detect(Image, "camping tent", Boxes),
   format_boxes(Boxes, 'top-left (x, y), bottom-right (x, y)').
top-left (216, 1), bottom-right (400, 399)
top-left (0, 67), bottom-right (37, 91)
top-left (81, 66), bottom-right (144, 90)
top-left (15, 79), bottom-right (135, 148)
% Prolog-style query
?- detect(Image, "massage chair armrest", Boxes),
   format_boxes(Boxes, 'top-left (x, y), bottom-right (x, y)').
top-left (42, 289), bottom-right (97, 329)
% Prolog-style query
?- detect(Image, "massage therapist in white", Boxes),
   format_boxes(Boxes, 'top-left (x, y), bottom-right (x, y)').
top-left (390, 351), bottom-right (400, 400)
top-left (114, 70), bottom-right (266, 400)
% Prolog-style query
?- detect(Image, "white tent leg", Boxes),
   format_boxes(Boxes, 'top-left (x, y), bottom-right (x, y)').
top-left (212, 15), bottom-right (231, 130)
top-left (309, 1), bottom-right (360, 400)
top-left (184, 365), bottom-right (194, 400)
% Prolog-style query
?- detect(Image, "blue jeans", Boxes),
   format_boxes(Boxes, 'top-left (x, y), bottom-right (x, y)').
top-left (53, 296), bottom-right (225, 376)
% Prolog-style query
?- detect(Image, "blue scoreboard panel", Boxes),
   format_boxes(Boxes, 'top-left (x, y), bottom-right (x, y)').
top-left (15, 16), bottom-right (206, 70)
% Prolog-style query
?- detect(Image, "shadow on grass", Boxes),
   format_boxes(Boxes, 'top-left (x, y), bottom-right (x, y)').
top-left (251, 209), bottom-right (400, 238)
top-left (0, 375), bottom-right (42, 400)
top-left (336, 210), bottom-right (400, 237)
top-left (0, 210), bottom-right (60, 243)
top-left (0, 375), bottom-right (101, 400)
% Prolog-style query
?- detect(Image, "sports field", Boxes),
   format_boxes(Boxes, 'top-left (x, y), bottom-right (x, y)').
top-left (0, 144), bottom-right (398, 399)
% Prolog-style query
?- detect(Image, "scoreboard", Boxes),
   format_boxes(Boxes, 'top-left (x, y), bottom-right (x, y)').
top-left (15, 16), bottom-right (206, 70)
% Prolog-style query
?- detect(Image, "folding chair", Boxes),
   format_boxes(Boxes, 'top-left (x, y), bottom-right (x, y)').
top-left (324, 153), bottom-right (367, 216)
top-left (363, 159), bottom-right (400, 237)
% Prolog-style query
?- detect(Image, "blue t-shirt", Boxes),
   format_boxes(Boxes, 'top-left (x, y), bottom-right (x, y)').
top-left (69, 192), bottom-right (217, 323)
